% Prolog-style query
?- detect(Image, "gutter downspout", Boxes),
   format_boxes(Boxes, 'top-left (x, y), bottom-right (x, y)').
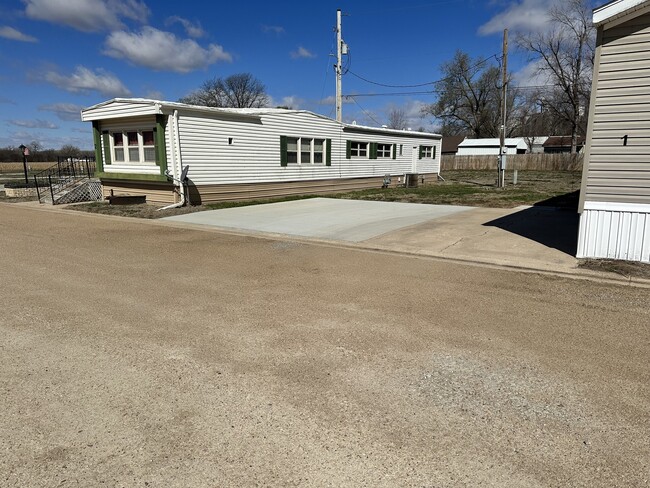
top-left (158, 109), bottom-right (186, 211)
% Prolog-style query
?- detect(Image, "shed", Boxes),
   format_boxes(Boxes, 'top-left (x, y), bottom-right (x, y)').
top-left (456, 138), bottom-right (528, 156)
top-left (81, 99), bottom-right (442, 204)
top-left (577, 0), bottom-right (650, 263)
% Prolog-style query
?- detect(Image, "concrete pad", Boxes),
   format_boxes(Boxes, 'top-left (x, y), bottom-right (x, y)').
top-left (366, 205), bottom-right (580, 271)
top-left (163, 197), bottom-right (473, 242)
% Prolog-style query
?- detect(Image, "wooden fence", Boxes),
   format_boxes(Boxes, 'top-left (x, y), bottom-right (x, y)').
top-left (441, 153), bottom-right (583, 171)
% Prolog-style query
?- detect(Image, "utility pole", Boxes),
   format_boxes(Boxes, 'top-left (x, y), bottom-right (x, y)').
top-left (335, 9), bottom-right (343, 122)
top-left (498, 28), bottom-right (508, 188)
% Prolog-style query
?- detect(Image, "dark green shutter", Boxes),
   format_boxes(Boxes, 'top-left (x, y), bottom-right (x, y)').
top-left (280, 136), bottom-right (288, 166)
top-left (392, 143), bottom-right (397, 160)
top-left (102, 130), bottom-right (112, 167)
top-left (418, 145), bottom-right (423, 159)
top-left (433, 145), bottom-right (437, 159)
top-left (93, 121), bottom-right (103, 172)
top-left (346, 140), bottom-right (351, 159)
top-left (370, 142), bottom-right (377, 160)
top-left (326, 139), bottom-right (332, 166)
top-left (155, 115), bottom-right (168, 176)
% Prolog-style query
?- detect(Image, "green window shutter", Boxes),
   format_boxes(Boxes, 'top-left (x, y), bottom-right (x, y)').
top-left (418, 145), bottom-right (423, 159)
top-left (102, 130), bottom-right (112, 166)
top-left (280, 136), bottom-right (288, 166)
top-left (326, 139), bottom-right (332, 166)
top-left (370, 142), bottom-right (377, 160)
top-left (433, 145), bottom-right (437, 159)
top-left (346, 140), bottom-right (351, 159)
top-left (93, 121), bottom-right (104, 172)
top-left (392, 143), bottom-right (397, 160)
top-left (155, 114), bottom-right (168, 175)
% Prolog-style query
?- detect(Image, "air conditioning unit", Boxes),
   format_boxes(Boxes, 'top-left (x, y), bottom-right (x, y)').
top-left (405, 173), bottom-right (419, 188)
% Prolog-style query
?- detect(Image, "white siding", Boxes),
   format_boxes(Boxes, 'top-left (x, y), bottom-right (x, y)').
top-left (577, 203), bottom-right (650, 262)
top-left (175, 111), bottom-right (440, 185)
top-left (82, 101), bottom-right (160, 121)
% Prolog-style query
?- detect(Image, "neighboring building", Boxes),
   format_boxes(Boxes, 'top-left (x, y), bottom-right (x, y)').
top-left (543, 135), bottom-right (585, 153)
top-left (81, 99), bottom-right (442, 204)
top-left (456, 138), bottom-right (528, 156)
top-left (441, 135), bottom-right (465, 155)
top-left (524, 136), bottom-right (549, 154)
top-left (577, 0), bottom-right (650, 263)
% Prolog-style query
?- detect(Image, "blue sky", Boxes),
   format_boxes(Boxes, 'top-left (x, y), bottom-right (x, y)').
top-left (0, 0), bottom-right (569, 150)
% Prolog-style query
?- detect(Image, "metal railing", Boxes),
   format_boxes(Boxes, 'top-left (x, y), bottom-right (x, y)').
top-left (33, 156), bottom-right (96, 204)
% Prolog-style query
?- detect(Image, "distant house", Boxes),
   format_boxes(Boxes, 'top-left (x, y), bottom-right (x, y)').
top-left (543, 136), bottom-right (585, 153)
top-left (577, 0), bottom-right (650, 263)
top-left (441, 136), bottom-right (465, 155)
top-left (456, 138), bottom-right (528, 156)
top-left (81, 98), bottom-right (442, 204)
top-left (525, 136), bottom-right (549, 154)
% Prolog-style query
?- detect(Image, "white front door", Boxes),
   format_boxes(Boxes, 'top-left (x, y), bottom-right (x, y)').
top-left (411, 146), bottom-right (418, 173)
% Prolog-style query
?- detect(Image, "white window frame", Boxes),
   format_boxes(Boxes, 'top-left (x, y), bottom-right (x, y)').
top-left (377, 143), bottom-right (392, 158)
top-left (350, 141), bottom-right (369, 158)
top-left (110, 129), bottom-right (156, 165)
top-left (287, 137), bottom-right (326, 165)
top-left (421, 145), bottom-right (433, 158)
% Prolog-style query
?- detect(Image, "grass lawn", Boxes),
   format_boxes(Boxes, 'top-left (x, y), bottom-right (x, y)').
top-left (334, 171), bottom-right (583, 209)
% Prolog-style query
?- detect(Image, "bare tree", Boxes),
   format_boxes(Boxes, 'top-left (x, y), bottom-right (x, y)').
top-left (386, 107), bottom-right (408, 130)
top-left (422, 51), bottom-right (517, 138)
top-left (517, 0), bottom-right (595, 153)
top-left (179, 73), bottom-right (269, 108)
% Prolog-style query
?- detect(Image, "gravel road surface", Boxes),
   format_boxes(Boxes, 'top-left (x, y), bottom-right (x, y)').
top-left (1, 204), bottom-right (649, 487)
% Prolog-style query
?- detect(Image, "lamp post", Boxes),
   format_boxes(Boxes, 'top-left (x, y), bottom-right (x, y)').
top-left (18, 144), bottom-right (29, 185)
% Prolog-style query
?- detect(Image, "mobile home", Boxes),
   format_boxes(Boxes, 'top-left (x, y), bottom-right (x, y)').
top-left (577, 0), bottom-right (650, 263)
top-left (81, 99), bottom-right (442, 204)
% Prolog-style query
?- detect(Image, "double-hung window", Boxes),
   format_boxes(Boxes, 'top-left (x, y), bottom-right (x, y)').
top-left (421, 145), bottom-right (434, 158)
top-left (282, 136), bottom-right (329, 165)
top-left (377, 143), bottom-right (392, 158)
top-left (350, 141), bottom-right (368, 157)
top-left (111, 129), bottom-right (157, 164)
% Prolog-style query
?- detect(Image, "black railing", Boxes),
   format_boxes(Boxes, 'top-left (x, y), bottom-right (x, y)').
top-left (33, 156), bottom-right (96, 204)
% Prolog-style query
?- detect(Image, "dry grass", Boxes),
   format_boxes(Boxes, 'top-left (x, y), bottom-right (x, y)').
top-left (0, 162), bottom-right (55, 173)
top-left (579, 259), bottom-right (650, 280)
top-left (336, 170), bottom-right (583, 209)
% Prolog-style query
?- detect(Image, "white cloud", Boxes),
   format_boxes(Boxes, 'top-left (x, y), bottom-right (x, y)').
top-left (44, 66), bottom-right (131, 96)
top-left (262, 25), bottom-right (285, 35)
top-left (512, 59), bottom-right (551, 87)
top-left (23, 0), bottom-right (149, 32)
top-left (0, 26), bottom-right (37, 42)
top-left (104, 27), bottom-right (232, 73)
top-left (9, 119), bottom-right (59, 129)
top-left (166, 16), bottom-right (205, 38)
top-left (38, 102), bottom-right (84, 121)
top-left (269, 95), bottom-right (304, 109)
top-left (479, 0), bottom-right (560, 36)
top-left (319, 95), bottom-right (354, 106)
top-left (290, 46), bottom-right (316, 59)
top-left (143, 90), bottom-right (164, 100)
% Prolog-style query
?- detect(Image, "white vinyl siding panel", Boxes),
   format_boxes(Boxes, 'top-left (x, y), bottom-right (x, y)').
top-left (176, 111), bottom-right (440, 185)
top-left (577, 205), bottom-right (650, 262)
top-left (584, 12), bottom-right (650, 205)
top-left (82, 101), bottom-right (160, 121)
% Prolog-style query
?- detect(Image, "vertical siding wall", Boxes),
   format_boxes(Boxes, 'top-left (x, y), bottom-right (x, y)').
top-left (584, 15), bottom-right (650, 205)
top-left (577, 204), bottom-right (650, 262)
top-left (175, 111), bottom-right (440, 185)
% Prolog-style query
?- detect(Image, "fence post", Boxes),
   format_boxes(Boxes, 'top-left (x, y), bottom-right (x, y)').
top-left (48, 174), bottom-right (54, 203)
top-left (34, 175), bottom-right (41, 203)
top-left (85, 159), bottom-right (91, 179)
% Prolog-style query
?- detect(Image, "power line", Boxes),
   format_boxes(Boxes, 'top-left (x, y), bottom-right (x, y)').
top-left (344, 91), bottom-right (436, 98)
top-left (348, 97), bottom-right (382, 126)
top-left (345, 54), bottom-right (500, 90)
